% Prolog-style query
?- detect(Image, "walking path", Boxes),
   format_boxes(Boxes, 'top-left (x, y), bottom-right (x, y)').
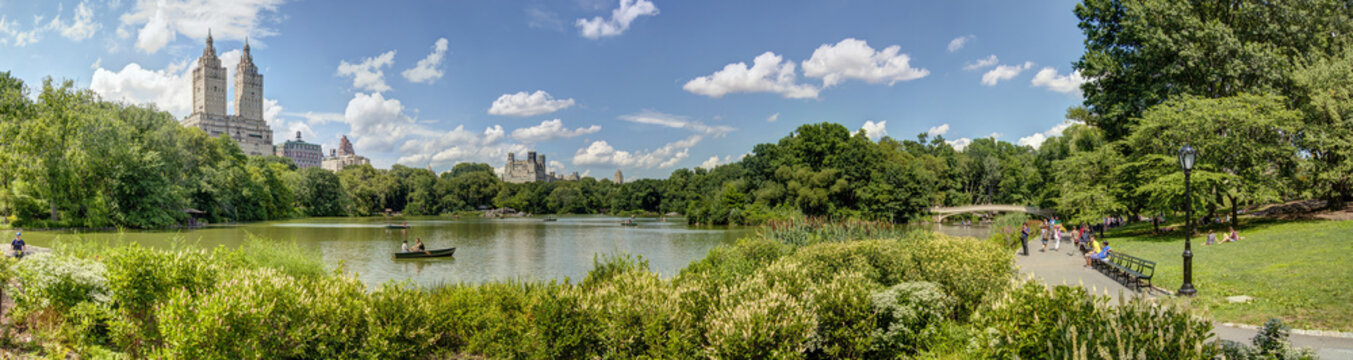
top-left (1014, 237), bottom-right (1353, 359)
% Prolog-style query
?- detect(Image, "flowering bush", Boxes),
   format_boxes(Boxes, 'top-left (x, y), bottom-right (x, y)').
top-left (869, 281), bottom-right (954, 355)
top-left (8, 253), bottom-right (109, 313)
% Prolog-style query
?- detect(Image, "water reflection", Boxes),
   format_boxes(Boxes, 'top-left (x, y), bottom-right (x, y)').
top-left (18, 216), bottom-right (749, 287)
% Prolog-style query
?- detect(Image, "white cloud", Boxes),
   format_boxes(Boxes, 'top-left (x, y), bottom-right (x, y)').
top-left (683, 51), bottom-right (819, 99)
top-left (57, 1), bottom-right (101, 41)
top-left (575, 0), bottom-right (658, 39)
top-left (988, 132), bottom-right (1002, 139)
top-left (1016, 133), bottom-right (1047, 148)
top-left (397, 125), bottom-right (528, 169)
top-left (801, 38), bottom-right (929, 88)
top-left (619, 110), bottom-right (733, 136)
top-left (572, 135), bottom-right (699, 169)
top-left (91, 60), bottom-right (193, 116)
top-left (1017, 120), bottom-right (1081, 149)
top-left (90, 49), bottom-right (242, 118)
top-left (488, 90), bottom-right (576, 117)
top-left (947, 34), bottom-right (974, 52)
top-left (927, 123), bottom-right (950, 137)
top-left (401, 38), bottom-right (449, 84)
top-left (767, 112), bottom-right (779, 122)
top-left (510, 119), bottom-right (601, 143)
top-left (858, 120), bottom-right (887, 140)
top-left (980, 61), bottom-right (1033, 86)
top-left (963, 54), bottom-right (998, 70)
top-left (0, 1), bottom-right (102, 45)
top-left (337, 50), bottom-right (396, 92)
top-left (1031, 67), bottom-right (1087, 95)
top-left (947, 138), bottom-right (972, 151)
top-left (287, 111), bottom-right (345, 125)
top-left (90, 57), bottom-right (102, 70)
top-left (342, 92), bottom-right (431, 153)
top-left (698, 154), bottom-right (746, 170)
top-left (119, 0), bottom-right (285, 53)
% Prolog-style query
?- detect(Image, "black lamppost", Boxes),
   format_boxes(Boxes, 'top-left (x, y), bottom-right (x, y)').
top-left (1178, 143), bottom-right (1198, 297)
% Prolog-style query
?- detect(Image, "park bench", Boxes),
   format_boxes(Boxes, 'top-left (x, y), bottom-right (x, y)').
top-left (1097, 252), bottom-right (1156, 292)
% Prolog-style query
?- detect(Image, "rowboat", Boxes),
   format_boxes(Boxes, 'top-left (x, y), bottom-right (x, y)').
top-left (621, 222), bottom-right (639, 227)
top-left (542, 217), bottom-right (558, 222)
top-left (386, 224), bottom-right (410, 229)
top-left (394, 247), bottom-right (455, 259)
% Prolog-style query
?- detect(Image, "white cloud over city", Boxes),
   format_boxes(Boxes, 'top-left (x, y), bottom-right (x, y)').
top-left (510, 119), bottom-right (601, 143)
top-left (337, 50), bottom-right (397, 93)
top-left (573, 135), bottom-right (699, 169)
top-left (118, 0), bottom-right (286, 53)
top-left (488, 90), bottom-right (576, 117)
top-left (401, 38), bottom-right (449, 84)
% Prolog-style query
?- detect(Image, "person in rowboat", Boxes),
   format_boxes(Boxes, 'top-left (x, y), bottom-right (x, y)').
top-left (414, 238), bottom-right (426, 252)
top-left (401, 240), bottom-right (410, 253)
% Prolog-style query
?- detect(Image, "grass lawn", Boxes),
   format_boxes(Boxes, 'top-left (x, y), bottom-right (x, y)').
top-left (1106, 219), bottom-right (1353, 332)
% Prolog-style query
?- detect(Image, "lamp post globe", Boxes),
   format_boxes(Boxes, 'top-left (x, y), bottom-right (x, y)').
top-left (1178, 143), bottom-right (1198, 296)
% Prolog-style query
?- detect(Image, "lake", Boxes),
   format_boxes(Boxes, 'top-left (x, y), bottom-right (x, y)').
top-left (12, 216), bottom-right (990, 287)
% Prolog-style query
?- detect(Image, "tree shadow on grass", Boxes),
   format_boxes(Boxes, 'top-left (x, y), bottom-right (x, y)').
top-left (1106, 217), bottom-right (1306, 243)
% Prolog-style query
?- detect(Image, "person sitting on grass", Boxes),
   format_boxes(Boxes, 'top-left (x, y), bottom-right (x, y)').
top-left (1222, 226), bottom-right (1240, 243)
top-left (1084, 238), bottom-right (1109, 268)
top-left (1206, 229), bottom-right (1217, 245)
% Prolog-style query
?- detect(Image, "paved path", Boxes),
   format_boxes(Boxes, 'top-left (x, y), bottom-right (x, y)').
top-left (1013, 236), bottom-right (1353, 359)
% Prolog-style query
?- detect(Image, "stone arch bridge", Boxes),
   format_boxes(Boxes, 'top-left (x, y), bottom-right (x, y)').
top-left (930, 204), bottom-right (1054, 223)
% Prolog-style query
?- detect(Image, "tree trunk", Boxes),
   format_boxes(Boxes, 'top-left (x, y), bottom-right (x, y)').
top-left (1230, 194), bottom-right (1240, 227)
top-left (49, 200), bottom-right (56, 222)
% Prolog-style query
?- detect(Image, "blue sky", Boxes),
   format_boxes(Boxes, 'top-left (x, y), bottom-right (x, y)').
top-left (0, 0), bottom-right (1088, 179)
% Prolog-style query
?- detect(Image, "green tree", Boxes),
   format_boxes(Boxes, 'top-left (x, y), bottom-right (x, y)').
top-left (1127, 94), bottom-right (1302, 226)
top-left (296, 167), bottom-right (349, 217)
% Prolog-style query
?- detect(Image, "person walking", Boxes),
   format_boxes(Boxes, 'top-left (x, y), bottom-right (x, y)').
top-left (11, 231), bottom-right (25, 259)
top-left (1039, 222), bottom-right (1050, 252)
top-left (1053, 221), bottom-right (1062, 251)
top-left (1019, 224), bottom-right (1030, 256)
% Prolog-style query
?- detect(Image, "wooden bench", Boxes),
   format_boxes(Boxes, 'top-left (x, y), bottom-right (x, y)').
top-left (1097, 252), bottom-right (1156, 292)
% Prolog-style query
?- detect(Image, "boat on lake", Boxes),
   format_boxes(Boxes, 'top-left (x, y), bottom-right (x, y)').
top-left (543, 217), bottom-right (558, 222)
top-left (621, 221), bottom-right (639, 227)
top-left (394, 247), bottom-right (455, 259)
top-left (386, 224), bottom-right (410, 229)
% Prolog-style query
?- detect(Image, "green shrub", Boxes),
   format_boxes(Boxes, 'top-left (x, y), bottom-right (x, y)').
top-left (527, 286), bottom-right (599, 359)
top-left (103, 244), bottom-right (220, 353)
top-left (9, 253), bottom-right (109, 314)
top-left (899, 234), bottom-right (1014, 318)
top-left (704, 261), bottom-right (818, 360)
top-left (575, 270), bottom-right (697, 358)
top-left (869, 281), bottom-right (955, 355)
top-left (363, 282), bottom-right (447, 359)
top-left (805, 271), bottom-right (877, 359)
top-left (977, 282), bottom-right (1218, 359)
top-left (155, 268), bottom-right (368, 359)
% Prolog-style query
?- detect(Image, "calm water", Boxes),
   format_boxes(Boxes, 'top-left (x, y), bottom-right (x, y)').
top-left (13, 217), bottom-right (988, 287)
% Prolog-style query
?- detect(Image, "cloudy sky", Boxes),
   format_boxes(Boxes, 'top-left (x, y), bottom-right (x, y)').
top-left (0, 0), bottom-right (1087, 178)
